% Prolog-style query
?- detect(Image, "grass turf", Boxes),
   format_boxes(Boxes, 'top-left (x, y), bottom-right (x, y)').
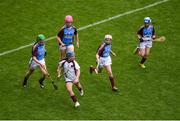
top-left (0, 0), bottom-right (179, 119)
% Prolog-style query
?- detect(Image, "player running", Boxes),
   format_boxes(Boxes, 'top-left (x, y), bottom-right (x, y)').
top-left (57, 51), bottom-right (83, 108)
top-left (22, 34), bottom-right (49, 88)
top-left (134, 17), bottom-right (156, 68)
top-left (89, 34), bottom-right (118, 91)
top-left (57, 15), bottom-right (80, 60)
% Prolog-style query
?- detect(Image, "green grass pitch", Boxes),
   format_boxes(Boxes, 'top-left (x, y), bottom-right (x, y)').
top-left (0, 0), bottom-right (179, 119)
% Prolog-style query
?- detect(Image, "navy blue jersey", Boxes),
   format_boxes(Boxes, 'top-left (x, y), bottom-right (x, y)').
top-left (97, 42), bottom-right (111, 57)
top-left (57, 25), bottom-right (77, 46)
top-left (32, 43), bottom-right (46, 60)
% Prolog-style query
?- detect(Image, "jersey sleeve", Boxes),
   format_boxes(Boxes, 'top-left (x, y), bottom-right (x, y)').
top-left (152, 26), bottom-right (155, 35)
top-left (74, 61), bottom-right (80, 70)
top-left (32, 44), bottom-right (37, 57)
top-left (59, 59), bottom-right (66, 68)
top-left (137, 26), bottom-right (144, 36)
top-left (57, 27), bottom-right (64, 40)
top-left (74, 27), bottom-right (77, 35)
top-left (44, 47), bottom-right (47, 56)
top-left (96, 43), bottom-right (105, 56)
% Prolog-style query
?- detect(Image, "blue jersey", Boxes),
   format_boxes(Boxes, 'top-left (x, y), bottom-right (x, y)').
top-left (137, 25), bottom-right (155, 40)
top-left (97, 42), bottom-right (111, 57)
top-left (57, 25), bottom-right (77, 46)
top-left (32, 43), bottom-right (46, 60)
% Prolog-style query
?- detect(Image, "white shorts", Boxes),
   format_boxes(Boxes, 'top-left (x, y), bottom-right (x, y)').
top-left (99, 56), bottom-right (112, 68)
top-left (59, 44), bottom-right (74, 51)
top-left (139, 41), bottom-right (152, 49)
top-left (65, 77), bottom-right (79, 83)
top-left (29, 58), bottom-right (45, 69)
top-left (64, 71), bottom-right (79, 83)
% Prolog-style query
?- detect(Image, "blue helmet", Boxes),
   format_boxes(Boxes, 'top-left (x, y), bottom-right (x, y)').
top-left (144, 17), bottom-right (151, 24)
top-left (66, 51), bottom-right (75, 58)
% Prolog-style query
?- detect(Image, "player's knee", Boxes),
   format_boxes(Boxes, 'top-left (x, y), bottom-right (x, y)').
top-left (74, 82), bottom-right (79, 85)
top-left (145, 53), bottom-right (149, 57)
top-left (140, 50), bottom-right (145, 56)
top-left (138, 51), bottom-right (141, 56)
top-left (140, 52), bottom-right (145, 57)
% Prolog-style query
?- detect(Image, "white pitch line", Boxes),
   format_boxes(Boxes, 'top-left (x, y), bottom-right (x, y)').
top-left (0, 0), bottom-right (169, 57)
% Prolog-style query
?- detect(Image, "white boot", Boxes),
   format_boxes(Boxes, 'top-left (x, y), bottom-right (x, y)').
top-left (75, 101), bottom-right (80, 107)
top-left (80, 89), bottom-right (84, 96)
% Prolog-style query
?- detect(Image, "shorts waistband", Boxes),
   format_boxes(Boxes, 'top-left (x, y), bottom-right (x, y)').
top-left (100, 55), bottom-right (109, 58)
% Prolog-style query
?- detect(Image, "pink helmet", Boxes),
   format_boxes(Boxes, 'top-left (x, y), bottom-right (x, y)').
top-left (65, 15), bottom-right (73, 23)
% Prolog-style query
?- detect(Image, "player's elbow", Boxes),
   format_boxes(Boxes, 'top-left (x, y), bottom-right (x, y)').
top-left (57, 36), bottom-right (61, 41)
top-left (137, 34), bottom-right (141, 38)
top-left (32, 56), bottom-right (36, 60)
top-left (76, 69), bottom-right (80, 75)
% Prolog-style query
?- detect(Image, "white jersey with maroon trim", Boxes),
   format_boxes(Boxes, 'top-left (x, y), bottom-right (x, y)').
top-left (59, 59), bottom-right (80, 82)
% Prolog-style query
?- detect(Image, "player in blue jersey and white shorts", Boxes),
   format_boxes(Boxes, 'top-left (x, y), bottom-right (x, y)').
top-left (89, 34), bottom-right (118, 91)
top-left (22, 34), bottom-right (49, 88)
top-left (57, 15), bottom-right (80, 60)
top-left (134, 17), bottom-right (156, 68)
top-left (57, 51), bottom-right (83, 107)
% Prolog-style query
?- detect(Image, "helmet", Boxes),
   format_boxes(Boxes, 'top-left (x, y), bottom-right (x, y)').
top-left (144, 17), bottom-right (151, 24)
top-left (66, 51), bottom-right (75, 58)
top-left (37, 34), bottom-right (45, 42)
top-left (104, 34), bottom-right (112, 40)
top-left (65, 15), bottom-right (73, 23)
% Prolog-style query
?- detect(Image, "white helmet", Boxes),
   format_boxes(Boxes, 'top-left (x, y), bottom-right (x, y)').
top-left (104, 34), bottom-right (112, 40)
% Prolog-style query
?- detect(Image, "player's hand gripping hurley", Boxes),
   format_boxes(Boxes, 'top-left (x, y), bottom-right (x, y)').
top-left (153, 36), bottom-right (166, 42)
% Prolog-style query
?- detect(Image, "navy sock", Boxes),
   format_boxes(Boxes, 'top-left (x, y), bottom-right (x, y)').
top-left (39, 76), bottom-right (45, 84)
top-left (109, 76), bottom-right (115, 88)
top-left (23, 77), bottom-right (28, 85)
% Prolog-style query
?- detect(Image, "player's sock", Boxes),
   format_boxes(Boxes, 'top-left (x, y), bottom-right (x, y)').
top-left (23, 76), bottom-right (28, 86)
top-left (140, 57), bottom-right (147, 64)
top-left (109, 76), bottom-right (115, 88)
top-left (39, 76), bottom-right (45, 86)
top-left (71, 95), bottom-right (77, 103)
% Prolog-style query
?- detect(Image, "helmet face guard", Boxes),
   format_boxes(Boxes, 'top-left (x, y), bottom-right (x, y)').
top-left (104, 34), bottom-right (112, 44)
top-left (104, 38), bottom-right (112, 44)
top-left (144, 17), bottom-right (151, 24)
